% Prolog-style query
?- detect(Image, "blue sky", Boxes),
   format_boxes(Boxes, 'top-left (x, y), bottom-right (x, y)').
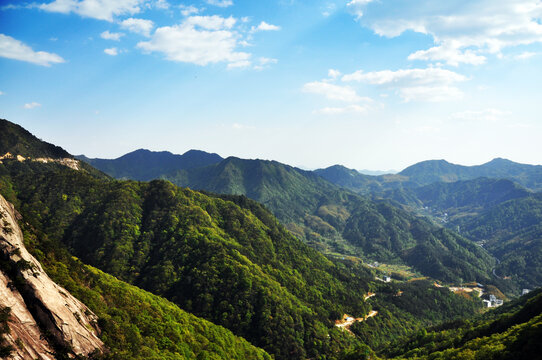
top-left (1, 0), bottom-right (541, 171)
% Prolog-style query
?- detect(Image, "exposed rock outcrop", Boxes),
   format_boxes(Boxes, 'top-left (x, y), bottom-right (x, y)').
top-left (0, 152), bottom-right (80, 170)
top-left (0, 194), bottom-right (104, 359)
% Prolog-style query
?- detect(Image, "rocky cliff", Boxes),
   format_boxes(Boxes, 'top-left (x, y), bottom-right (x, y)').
top-left (0, 194), bottom-right (104, 359)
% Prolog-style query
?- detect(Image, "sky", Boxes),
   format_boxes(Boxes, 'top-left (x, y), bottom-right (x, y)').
top-left (0, 0), bottom-right (541, 171)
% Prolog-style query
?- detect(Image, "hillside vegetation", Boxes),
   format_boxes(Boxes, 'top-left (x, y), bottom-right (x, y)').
top-left (377, 177), bottom-right (542, 292)
top-left (456, 193), bottom-right (542, 290)
top-left (386, 289), bottom-right (542, 359)
top-left (162, 157), bottom-right (495, 285)
top-left (0, 158), bottom-right (486, 359)
top-left (0, 194), bottom-right (271, 360)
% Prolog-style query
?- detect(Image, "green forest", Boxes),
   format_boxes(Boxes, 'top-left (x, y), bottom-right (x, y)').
top-left (0, 118), bottom-right (540, 360)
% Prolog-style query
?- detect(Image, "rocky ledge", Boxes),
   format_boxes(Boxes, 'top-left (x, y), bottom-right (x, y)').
top-left (0, 194), bottom-right (104, 359)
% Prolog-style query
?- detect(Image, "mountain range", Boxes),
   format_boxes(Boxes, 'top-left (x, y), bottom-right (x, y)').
top-left (316, 158), bottom-right (542, 193)
top-left (76, 145), bottom-right (542, 294)
top-left (77, 148), bottom-right (223, 181)
top-left (0, 118), bottom-right (540, 359)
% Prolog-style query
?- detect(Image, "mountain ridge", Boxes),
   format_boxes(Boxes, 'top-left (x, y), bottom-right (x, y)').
top-left (77, 148), bottom-right (223, 181)
top-left (316, 158), bottom-right (542, 193)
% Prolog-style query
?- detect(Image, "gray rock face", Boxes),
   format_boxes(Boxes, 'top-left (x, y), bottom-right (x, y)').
top-left (0, 194), bottom-right (104, 359)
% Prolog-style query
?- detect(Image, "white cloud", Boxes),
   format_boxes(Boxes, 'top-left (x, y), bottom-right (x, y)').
top-left (348, 0), bottom-right (542, 66)
top-left (408, 44), bottom-right (487, 66)
top-left (259, 57), bottom-right (277, 65)
top-left (347, 0), bottom-right (375, 19)
top-left (227, 60), bottom-right (251, 69)
top-left (137, 16), bottom-right (250, 66)
top-left (253, 57), bottom-right (278, 70)
top-left (303, 81), bottom-right (364, 103)
top-left (186, 15), bottom-right (236, 30)
top-left (399, 86), bottom-right (464, 102)
top-left (451, 108), bottom-right (511, 122)
top-left (342, 67), bottom-right (467, 86)
top-left (24, 102), bottom-right (41, 109)
top-left (152, 0), bottom-right (169, 9)
top-left (39, 0), bottom-right (143, 22)
top-left (205, 0), bottom-right (233, 7)
top-left (342, 67), bottom-right (467, 102)
top-left (315, 104), bottom-right (368, 115)
top-left (251, 21), bottom-right (281, 32)
top-left (100, 30), bottom-right (124, 41)
top-left (120, 18), bottom-right (154, 37)
top-left (328, 69), bottom-right (341, 79)
top-left (0, 91), bottom-right (4, 95)
top-left (513, 51), bottom-right (537, 60)
top-left (104, 47), bottom-right (118, 55)
top-left (180, 4), bottom-right (200, 16)
top-left (0, 34), bottom-right (64, 66)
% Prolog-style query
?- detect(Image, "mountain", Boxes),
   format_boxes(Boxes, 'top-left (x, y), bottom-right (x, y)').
top-left (0, 192), bottom-right (269, 360)
top-left (314, 165), bottom-right (383, 193)
top-left (0, 119), bottom-right (488, 359)
top-left (2, 159), bottom-right (483, 359)
top-left (162, 157), bottom-right (497, 286)
top-left (315, 164), bottom-right (411, 194)
top-left (399, 158), bottom-right (542, 191)
top-left (0, 119), bottom-right (71, 159)
top-left (385, 288), bottom-right (542, 359)
top-left (384, 177), bottom-right (532, 221)
top-left (379, 178), bottom-right (542, 292)
top-left (76, 135), bottom-right (510, 291)
top-left (78, 148), bottom-right (223, 181)
top-left (317, 158), bottom-right (542, 193)
top-left (455, 193), bottom-right (542, 290)
top-left (358, 169), bottom-right (397, 176)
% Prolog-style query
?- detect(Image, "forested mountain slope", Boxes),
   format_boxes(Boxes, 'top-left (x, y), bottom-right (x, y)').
top-left (0, 192), bottom-right (271, 360)
top-left (383, 178), bottom-right (532, 220)
top-left (0, 159), bottom-right (485, 359)
top-left (0, 119), bottom-right (70, 159)
top-left (370, 177), bottom-right (542, 293)
top-left (386, 288), bottom-right (542, 359)
top-left (455, 193), bottom-right (542, 290)
top-left (163, 157), bottom-right (495, 285)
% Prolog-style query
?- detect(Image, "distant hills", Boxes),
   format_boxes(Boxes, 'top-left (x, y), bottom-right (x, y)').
top-left (77, 148), bottom-right (223, 181)
top-left (317, 158), bottom-right (542, 193)
top-left (399, 158), bottom-right (542, 191)
top-left (385, 177), bottom-right (532, 219)
top-left (359, 169), bottom-right (397, 176)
